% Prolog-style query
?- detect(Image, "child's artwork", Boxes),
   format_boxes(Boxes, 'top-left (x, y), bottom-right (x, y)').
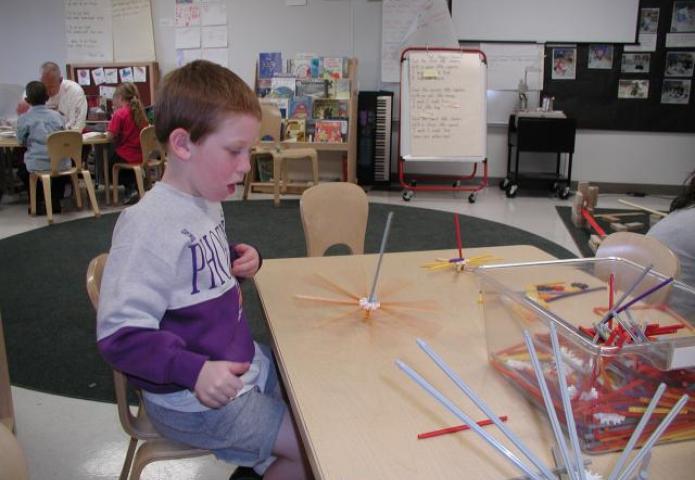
top-left (77, 69), bottom-right (91, 86)
top-left (176, 3), bottom-right (201, 27)
top-left (104, 68), bottom-right (118, 84)
top-left (92, 67), bottom-right (106, 86)
top-left (552, 47), bottom-right (576, 80)
top-left (119, 67), bottom-right (134, 83)
top-left (133, 66), bottom-right (147, 83)
top-left (587, 45), bottom-right (614, 70)
top-left (99, 85), bottom-right (116, 100)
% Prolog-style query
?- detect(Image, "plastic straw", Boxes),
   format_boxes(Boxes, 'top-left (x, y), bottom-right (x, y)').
top-left (454, 214), bottom-right (463, 260)
top-left (598, 264), bottom-right (653, 326)
top-left (367, 211), bottom-right (394, 303)
top-left (418, 416), bottom-right (507, 439)
top-left (608, 273), bottom-right (615, 329)
top-left (395, 359), bottom-right (545, 480)
top-left (549, 323), bottom-right (587, 480)
top-left (607, 383), bottom-right (666, 480)
top-left (616, 394), bottom-right (690, 480)
top-left (416, 339), bottom-right (556, 480)
top-left (523, 331), bottom-right (577, 480)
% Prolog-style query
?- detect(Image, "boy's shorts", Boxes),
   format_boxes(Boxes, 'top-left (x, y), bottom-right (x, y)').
top-left (143, 345), bottom-right (287, 469)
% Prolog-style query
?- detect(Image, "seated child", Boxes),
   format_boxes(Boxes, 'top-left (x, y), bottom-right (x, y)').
top-left (96, 60), bottom-right (311, 480)
top-left (15, 81), bottom-right (68, 215)
top-left (106, 82), bottom-right (149, 205)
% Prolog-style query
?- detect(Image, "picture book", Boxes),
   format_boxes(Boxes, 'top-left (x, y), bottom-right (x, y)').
top-left (330, 78), bottom-right (351, 100)
top-left (260, 97), bottom-right (290, 120)
top-left (313, 99), bottom-right (349, 120)
top-left (296, 79), bottom-right (328, 98)
top-left (284, 118), bottom-right (306, 142)
top-left (270, 75), bottom-right (297, 97)
top-left (256, 78), bottom-right (272, 97)
top-left (259, 52), bottom-right (283, 79)
top-left (292, 53), bottom-right (319, 79)
top-left (314, 120), bottom-right (345, 143)
top-left (321, 57), bottom-right (344, 80)
top-left (289, 96), bottom-right (312, 119)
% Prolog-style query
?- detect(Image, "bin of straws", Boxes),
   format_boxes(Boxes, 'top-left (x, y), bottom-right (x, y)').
top-left (475, 257), bottom-right (695, 453)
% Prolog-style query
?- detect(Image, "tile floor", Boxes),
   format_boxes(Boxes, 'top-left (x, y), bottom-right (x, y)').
top-left (0, 184), bottom-right (674, 479)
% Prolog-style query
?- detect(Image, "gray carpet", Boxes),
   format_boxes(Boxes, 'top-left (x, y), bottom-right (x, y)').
top-left (0, 200), bottom-right (575, 403)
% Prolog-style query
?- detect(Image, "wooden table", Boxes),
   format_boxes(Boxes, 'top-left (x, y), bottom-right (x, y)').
top-left (254, 246), bottom-right (694, 479)
top-left (0, 133), bottom-right (112, 204)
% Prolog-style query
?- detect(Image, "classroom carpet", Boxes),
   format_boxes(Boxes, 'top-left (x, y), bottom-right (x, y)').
top-left (555, 206), bottom-right (652, 257)
top-left (0, 200), bottom-right (575, 403)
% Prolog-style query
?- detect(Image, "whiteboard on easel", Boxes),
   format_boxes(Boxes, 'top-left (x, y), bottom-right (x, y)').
top-left (401, 49), bottom-right (487, 162)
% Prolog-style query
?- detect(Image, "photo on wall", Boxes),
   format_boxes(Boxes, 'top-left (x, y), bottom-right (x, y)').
top-left (552, 47), bottom-right (576, 80)
top-left (640, 8), bottom-right (660, 33)
top-left (588, 44), bottom-right (614, 69)
top-left (665, 51), bottom-right (695, 76)
top-left (661, 78), bottom-right (692, 104)
top-left (671, 2), bottom-right (695, 32)
top-left (618, 79), bottom-right (649, 99)
top-left (621, 53), bottom-right (651, 73)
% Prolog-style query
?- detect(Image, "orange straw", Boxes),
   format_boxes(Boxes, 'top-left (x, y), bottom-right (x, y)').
top-left (418, 415), bottom-right (508, 439)
top-left (454, 214), bottom-right (463, 259)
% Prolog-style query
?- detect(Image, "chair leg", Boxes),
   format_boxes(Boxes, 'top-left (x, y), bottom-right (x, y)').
top-left (119, 437), bottom-right (138, 480)
top-left (134, 167), bottom-right (145, 199)
top-left (29, 174), bottom-right (37, 216)
top-left (112, 165), bottom-right (120, 204)
top-left (243, 155), bottom-right (257, 200)
top-left (311, 153), bottom-right (319, 186)
top-left (272, 155), bottom-right (281, 207)
top-left (71, 173), bottom-right (83, 209)
top-left (81, 170), bottom-right (101, 217)
top-left (281, 158), bottom-right (289, 193)
top-left (40, 175), bottom-right (53, 224)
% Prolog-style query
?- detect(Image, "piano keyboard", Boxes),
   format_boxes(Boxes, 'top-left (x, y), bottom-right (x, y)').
top-left (374, 96), bottom-right (392, 182)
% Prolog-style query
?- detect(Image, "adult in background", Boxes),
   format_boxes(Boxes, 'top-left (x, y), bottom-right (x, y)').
top-left (16, 61), bottom-right (87, 132)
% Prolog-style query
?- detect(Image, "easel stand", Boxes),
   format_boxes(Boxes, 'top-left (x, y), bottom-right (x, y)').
top-left (398, 48), bottom-right (489, 204)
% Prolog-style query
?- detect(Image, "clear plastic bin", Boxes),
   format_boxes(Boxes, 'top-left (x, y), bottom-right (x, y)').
top-left (475, 257), bottom-right (695, 453)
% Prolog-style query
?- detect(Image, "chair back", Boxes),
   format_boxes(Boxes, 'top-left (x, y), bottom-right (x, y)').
top-left (47, 130), bottom-right (83, 174)
top-left (86, 254), bottom-right (160, 440)
top-left (140, 125), bottom-right (163, 166)
top-left (596, 231), bottom-right (681, 303)
top-left (259, 104), bottom-right (282, 142)
top-left (0, 423), bottom-right (28, 480)
top-left (300, 182), bottom-right (369, 257)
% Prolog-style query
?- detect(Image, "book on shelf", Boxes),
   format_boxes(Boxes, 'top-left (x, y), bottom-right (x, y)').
top-left (270, 75), bottom-right (296, 97)
top-left (259, 97), bottom-right (290, 120)
top-left (258, 52), bottom-right (283, 79)
top-left (284, 118), bottom-right (306, 142)
top-left (314, 120), bottom-right (346, 143)
top-left (289, 96), bottom-right (312, 119)
top-left (296, 78), bottom-right (329, 98)
top-left (321, 57), bottom-right (344, 80)
top-left (312, 99), bottom-right (349, 120)
top-left (291, 53), bottom-right (320, 79)
top-left (329, 78), bottom-right (351, 100)
top-left (256, 78), bottom-right (272, 97)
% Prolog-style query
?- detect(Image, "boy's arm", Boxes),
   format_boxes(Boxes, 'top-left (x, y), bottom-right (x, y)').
top-left (15, 118), bottom-right (29, 146)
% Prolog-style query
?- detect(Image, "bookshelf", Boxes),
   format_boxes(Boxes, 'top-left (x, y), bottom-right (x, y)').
top-left (254, 57), bottom-right (359, 184)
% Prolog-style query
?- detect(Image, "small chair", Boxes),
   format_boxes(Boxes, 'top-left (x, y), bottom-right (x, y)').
top-left (0, 423), bottom-right (28, 480)
top-left (30, 130), bottom-right (100, 224)
top-left (86, 254), bottom-right (211, 480)
top-left (139, 125), bottom-right (166, 188)
top-left (243, 104), bottom-right (319, 206)
top-left (300, 182), bottom-right (369, 257)
top-left (596, 231), bottom-right (681, 304)
top-left (112, 134), bottom-right (147, 204)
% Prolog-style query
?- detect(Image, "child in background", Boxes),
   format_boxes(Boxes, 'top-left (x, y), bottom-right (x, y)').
top-left (15, 81), bottom-right (67, 215)
top-left (96, 61), bottom-right (311, 480)
top-left (107, 82), bottom-right (149, 205)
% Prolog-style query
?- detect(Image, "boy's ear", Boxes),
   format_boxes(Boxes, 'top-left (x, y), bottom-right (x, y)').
top-left (168, 128), bottom-right (193, 160)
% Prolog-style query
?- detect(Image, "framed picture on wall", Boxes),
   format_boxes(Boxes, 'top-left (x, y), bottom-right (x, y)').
top-left (665, 51), bottom-right (695, 76)
top-left (552, 47), bottom-right (576, 80)
top-left (621, 53), bottom-right (651, 73)
top-left (661, 79), bottom-right (692, 104)
top-left (588, 44), bottom-right (614, 69)
top-left (640, 8), bottom-right (660, 33)
top-left (671, 2), bottom-right (695, 32)
top-left (618, 79), bottom-right (649, 99)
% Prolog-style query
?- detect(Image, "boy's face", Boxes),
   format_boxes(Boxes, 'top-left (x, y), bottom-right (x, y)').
top-left (187, 113), bottom-right (260, 202)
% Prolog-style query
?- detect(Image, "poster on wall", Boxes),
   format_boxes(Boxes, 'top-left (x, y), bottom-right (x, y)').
top-left (65, 0), bottom-right (113, 62)
top-left (112, 0), bottom-right (155, 62)
top-left (588, 45), bottom-right (614, 69)
top-left (551, 47), bottom-right (576, 80)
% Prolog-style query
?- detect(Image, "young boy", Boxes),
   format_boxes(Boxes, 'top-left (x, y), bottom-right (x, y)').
top-left (15, 80), bottom-right (68, 215)
top-left (96, 60), bottom-right (311, 480)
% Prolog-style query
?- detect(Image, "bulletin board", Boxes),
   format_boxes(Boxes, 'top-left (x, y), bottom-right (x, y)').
top-left (65, 62), bottom-right (160, 107)
top-left (400, 48), bottom-right (487, 161)
top-left (541, 0), bottom-right (695, 133)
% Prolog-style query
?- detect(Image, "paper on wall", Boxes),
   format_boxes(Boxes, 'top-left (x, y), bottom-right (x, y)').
top-left (202, 25), bottom-right (227, 48)
top-left (176, 27), bottom-right (201, 49)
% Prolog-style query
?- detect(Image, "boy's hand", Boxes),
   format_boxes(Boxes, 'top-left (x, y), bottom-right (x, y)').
top-left (194, 360), bottom-right (250, 409)
top-left (231, 244), bottom-right (260, 278)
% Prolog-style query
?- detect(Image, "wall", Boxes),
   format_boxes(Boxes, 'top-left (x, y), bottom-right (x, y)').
top-left (1, 0), bottom-right (692, 186)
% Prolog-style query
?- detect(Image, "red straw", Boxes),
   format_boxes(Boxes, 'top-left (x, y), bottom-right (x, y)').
top-left (418, 415), bottom-right (508, 439)
top-left (608, 273), bottom-right (615, 329)
top-left (454, 214), bottom-right (463, 259)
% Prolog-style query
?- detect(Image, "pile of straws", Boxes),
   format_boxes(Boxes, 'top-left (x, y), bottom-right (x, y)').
top-left (397, 327), bottom-right (690, 479)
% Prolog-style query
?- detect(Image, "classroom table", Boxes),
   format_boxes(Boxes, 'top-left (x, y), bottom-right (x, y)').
top-left (0, 133), bottom-right (112, 204)
top-left (253, 245), bottom-right (694, 479)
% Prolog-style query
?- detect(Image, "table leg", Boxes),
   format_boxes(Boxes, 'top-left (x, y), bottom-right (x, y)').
top-left (100, 145), bottom-right (111, 205)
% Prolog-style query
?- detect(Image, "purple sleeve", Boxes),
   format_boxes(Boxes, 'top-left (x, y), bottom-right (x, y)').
top-left (98, 326), bottom-right (208, 389)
